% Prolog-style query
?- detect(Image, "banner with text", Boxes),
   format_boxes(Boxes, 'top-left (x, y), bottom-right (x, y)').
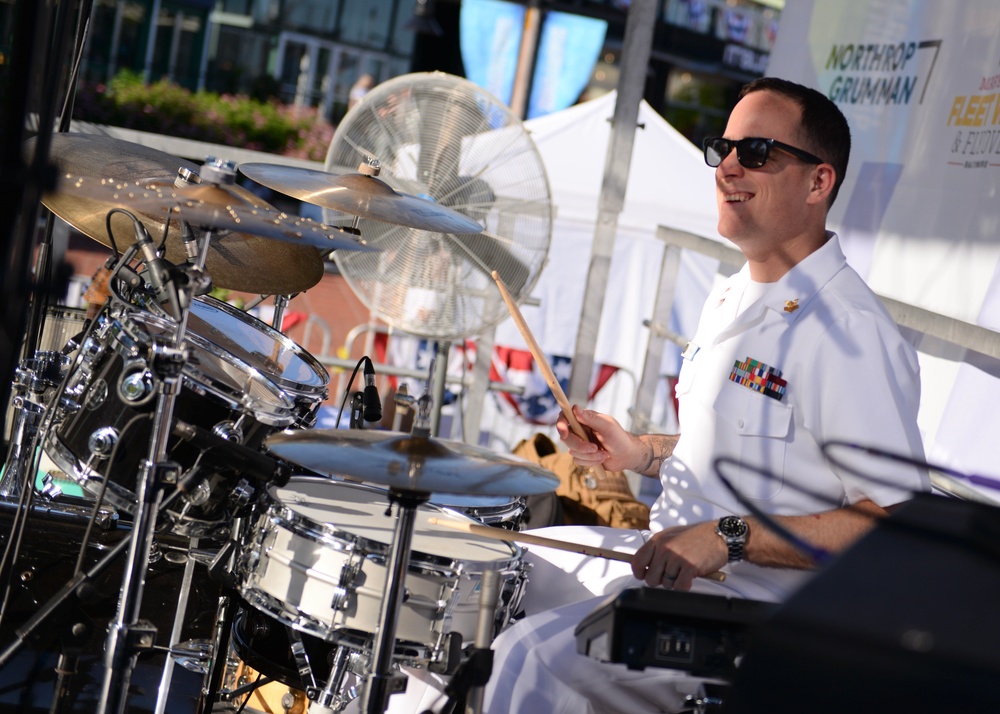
top-left (768, 0), bottom-right (1000, 490)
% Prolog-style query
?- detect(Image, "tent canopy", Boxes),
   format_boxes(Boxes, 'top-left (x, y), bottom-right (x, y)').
top-left (494, 90), bottom-right (723, 393)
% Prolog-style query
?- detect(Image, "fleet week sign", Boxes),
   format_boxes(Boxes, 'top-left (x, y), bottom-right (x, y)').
top-left (947, 68), bottom-right (1000, 170)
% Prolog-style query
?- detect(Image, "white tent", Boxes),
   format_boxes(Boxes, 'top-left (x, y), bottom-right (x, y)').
top-left (492, 90), bottom-right (723, 428)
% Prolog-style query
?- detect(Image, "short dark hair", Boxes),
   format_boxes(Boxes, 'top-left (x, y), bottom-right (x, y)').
top-left (739, 77), bottom-right (851, 206)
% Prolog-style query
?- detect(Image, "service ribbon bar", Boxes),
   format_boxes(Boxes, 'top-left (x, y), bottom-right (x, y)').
top-left (729, 357), bottom-right (787, 401)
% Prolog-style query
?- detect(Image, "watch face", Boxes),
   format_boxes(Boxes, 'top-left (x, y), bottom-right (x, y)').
top-left (719, 516), bottom-right (748, 538)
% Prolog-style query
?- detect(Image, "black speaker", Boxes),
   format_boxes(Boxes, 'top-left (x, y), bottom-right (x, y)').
top-left (725, 493), bottom-right (1000, 713)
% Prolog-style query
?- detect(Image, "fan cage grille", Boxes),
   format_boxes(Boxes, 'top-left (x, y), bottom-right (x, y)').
top-left (324, 72), bottom-right (552, 340)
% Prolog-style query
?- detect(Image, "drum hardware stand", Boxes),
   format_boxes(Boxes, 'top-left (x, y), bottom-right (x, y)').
top-left (0, 244), bottom-right (141, 632)
top-left (0, 349), bottom-right (79, 630)
top-left (196, 516), bottom-right (267, 714)
top-left (152, 535), bottom-right (201, 714)
top-left (424, 570), bottom-right (501, 714)
top-left (359, 396), bottom-right (437, 714)
top-left (97, 211), bottom-right (202, 714)
top-left (272, 293), bottom-right (291, 331)
top-left (358, 486), bottom-right (427, 714)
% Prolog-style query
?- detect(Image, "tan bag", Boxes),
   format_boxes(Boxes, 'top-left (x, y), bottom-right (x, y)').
top-left (514, 433), bottom-right (650, 530)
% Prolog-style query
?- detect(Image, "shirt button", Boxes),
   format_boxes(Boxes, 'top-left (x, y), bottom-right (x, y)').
top-left (737, 418), bottom-right (745, 429)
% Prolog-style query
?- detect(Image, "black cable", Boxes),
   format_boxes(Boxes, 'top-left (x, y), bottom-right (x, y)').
top-left (713, 456), bottom-right (834, 567)
top-left (157, 208), bottom-right (171, 253)
top-left (822, 440), bottom-right (1000, 494)
top-left (104, 207), bottom-right (135, 257)
top-left (336, 355), bottom-right (367, 427)
top-left (234, 671), bottom-right (263, 714)
top-left (711, 438), bottom-right (984, 570)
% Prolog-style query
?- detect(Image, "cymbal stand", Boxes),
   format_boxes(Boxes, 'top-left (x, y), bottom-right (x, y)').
top-left (360, 397), bottom-right (436, 714)
top-left (360, 486), bottom-right (428, 714)
top-left (0, 353), bottom-right (63, 498)
top-left (272, 293), bottom-right (290, 331)
top-left (96, 220), bottom-right (197, 714)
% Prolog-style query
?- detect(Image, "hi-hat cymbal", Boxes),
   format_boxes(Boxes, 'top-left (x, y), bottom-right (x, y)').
top-left (29, 133), bottom-right (327, 295)
top-left (239, 163), bottom-right (484, 235)
top-left (264, 429), bottom-right (559, 497)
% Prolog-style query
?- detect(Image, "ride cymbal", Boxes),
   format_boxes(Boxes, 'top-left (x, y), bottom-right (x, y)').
top-left (239, 163), bottom-right (484, 235)
top-left (264, 429), bottom-right (559, 497)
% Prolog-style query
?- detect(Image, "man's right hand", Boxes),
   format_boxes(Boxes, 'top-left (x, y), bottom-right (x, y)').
top-left (556, 406), bottom-right (640, 472)
top-left (556, 406), bottom-right (678, 477)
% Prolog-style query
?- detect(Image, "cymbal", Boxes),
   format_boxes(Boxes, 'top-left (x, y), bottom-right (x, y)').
top-left (70, 176), bottom-right (379, 252)
top-left (238, 163), bottom-right (484, 235)
top-left (264, 429), bottom-right (559, 497)
top-left (29, 133), bottom-right (326, 295)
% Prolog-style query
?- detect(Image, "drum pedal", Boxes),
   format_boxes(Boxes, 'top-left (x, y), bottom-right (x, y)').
top-left (428, 631), bottom-right (463, 675)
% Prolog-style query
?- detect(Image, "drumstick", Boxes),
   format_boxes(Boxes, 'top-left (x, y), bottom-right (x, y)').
top-left (491, 271), bottom-right (608, 479)
top-left (427, 517), bottom-right (726, 582)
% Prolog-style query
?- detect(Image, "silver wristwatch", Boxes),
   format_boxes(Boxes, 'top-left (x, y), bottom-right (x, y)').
top-left (715, 515), bottom-right (749, 563)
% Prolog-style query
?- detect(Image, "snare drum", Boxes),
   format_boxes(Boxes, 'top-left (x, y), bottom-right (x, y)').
top-left (430, 493), bottom-right (526, 531)
top-left (44, 301), bottom-right (299, 536)
top-left (238, 477), bottom-right (528, 667)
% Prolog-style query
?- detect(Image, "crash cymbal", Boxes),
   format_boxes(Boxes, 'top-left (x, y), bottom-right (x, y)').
top-left (238, 162), bottom-right (484, 235)
top-left (63, 174), bottom-right (379, 251)
top-left (264, 429), bottom-right (559, 497)
top-left (29, 133), bottom-right (325, 294)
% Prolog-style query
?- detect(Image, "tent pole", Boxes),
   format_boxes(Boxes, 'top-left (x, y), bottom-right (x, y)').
top-left (567, 0), bottom-right (656, 406)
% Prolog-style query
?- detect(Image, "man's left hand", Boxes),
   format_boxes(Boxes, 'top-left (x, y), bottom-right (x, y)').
top-left (630, 522), bottom-right (729, 592)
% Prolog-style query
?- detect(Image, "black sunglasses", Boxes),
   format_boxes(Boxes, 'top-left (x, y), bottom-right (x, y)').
top-left (703, 137), bottom-right (825, 169)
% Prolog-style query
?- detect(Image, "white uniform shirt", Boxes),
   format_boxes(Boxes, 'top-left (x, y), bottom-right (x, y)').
top-left (653, 233), bottom-right (928, 536)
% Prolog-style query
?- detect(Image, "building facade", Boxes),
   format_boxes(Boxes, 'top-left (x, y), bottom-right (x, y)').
top-left (6, 0), bottom-right (780, 142)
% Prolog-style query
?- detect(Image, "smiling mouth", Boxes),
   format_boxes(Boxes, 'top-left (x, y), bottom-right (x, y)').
top-left (724, 193), bottom-right (752, 202)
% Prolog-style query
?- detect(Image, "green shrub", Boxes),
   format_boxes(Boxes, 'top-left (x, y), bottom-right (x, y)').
top-left (72, 70), bottom-right (334, 161)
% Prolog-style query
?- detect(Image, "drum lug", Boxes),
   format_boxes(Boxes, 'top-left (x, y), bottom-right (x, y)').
top-left (37, 473), bottom-right (64, 500)
top-left (228, 479), bottom-right (257, 510)
top-left (117, 361), bottom-right (156, 406)
top-left (427, 631), bottom-right (463, 675)
top-left (331, 554), bottom-right (363, 612)
top-left (87, 426), bottom-right (119, 459)
top-left (211, 420), bottom-right (245, 445)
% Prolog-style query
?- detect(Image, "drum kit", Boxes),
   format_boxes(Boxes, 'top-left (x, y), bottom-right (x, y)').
top-left (0, 133), bottom-right (559, 714)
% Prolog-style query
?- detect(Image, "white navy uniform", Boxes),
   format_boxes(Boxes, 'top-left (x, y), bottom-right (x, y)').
top-left (367, 234), bottom-right (929, 714)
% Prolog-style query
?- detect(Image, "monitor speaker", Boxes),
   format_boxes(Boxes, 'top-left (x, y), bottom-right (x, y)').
top-left (725, 493), bottom-right (1000, 713)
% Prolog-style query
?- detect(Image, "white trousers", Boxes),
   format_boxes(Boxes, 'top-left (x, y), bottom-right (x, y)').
top-left (348, 526), bottom-right (804, 714)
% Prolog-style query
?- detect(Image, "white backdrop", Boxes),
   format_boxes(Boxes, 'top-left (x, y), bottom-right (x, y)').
top-left (768, 0), bottom-right (1000, 488)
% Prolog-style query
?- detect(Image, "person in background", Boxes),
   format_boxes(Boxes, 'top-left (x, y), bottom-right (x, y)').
top-left (348, 73), bottom-right (374, 110)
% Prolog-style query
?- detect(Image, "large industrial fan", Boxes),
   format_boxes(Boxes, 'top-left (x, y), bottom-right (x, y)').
top-left (323, 72), bottom-right (553, 341)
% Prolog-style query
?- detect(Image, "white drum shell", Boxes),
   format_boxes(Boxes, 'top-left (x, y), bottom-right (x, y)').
top-left (239, 477), bottom-right (525, 654)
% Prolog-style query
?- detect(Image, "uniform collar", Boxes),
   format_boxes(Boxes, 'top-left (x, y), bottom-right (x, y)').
top-left (740, 231), bottom-right (846, 323)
